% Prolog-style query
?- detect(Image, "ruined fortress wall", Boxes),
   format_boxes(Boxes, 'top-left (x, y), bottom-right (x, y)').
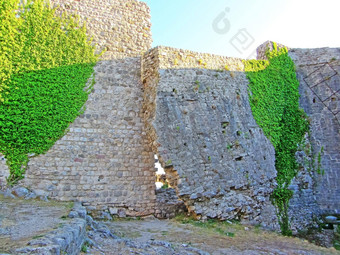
top-left (1, 0), bottom-right (338, 227)
top-left (289, 48), bottom-right (340, 215)
top-left (50, 0), bottom-right (152, 60)
top-left (23, 58), bottom-right (156, 216)
top-left (0, 0), bottom-right (156, 216)
top-left (256, 43), bottom-right (340, 229)
top-left (143, 46), bottom-right (279, 228)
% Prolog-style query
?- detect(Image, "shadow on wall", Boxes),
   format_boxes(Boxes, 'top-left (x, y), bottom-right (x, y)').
top-left (143, 62), bottom-right (279, 228)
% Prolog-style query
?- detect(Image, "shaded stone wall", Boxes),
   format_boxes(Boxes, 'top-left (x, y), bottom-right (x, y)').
top-left (22, 58), bottom-right (156, 216)
top-left (50, 0), bottom-right (152, 60)
top-left (290, 47), bottom-right (340, 215)
top-left (142, 46), bottom-right (279, 228)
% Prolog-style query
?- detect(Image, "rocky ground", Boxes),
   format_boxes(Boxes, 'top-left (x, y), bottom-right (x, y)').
top-left (0, 194), bottom-right (73, 253)
top-left (0, 194), bottom-right (339, 255)
top-left (85, 217), bottom-right (340, 255)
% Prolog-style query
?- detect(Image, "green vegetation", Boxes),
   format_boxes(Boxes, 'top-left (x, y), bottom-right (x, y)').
top-left (244, 42), bottom-right (309, 236)
top-left (161, 182), bottom-right (169, 189)
top-left (334, 225), bottom-right (340, 250)
top-left (81, 243), bottom-right (88, 253)
top-left (316, 146), bottom-right (324, 175)
top-left (0, 0), bottom-right (99, 183)
top-left (175, 214), bottom-right (236, 237)
top-left (194, 80), bottom-right (200, 92)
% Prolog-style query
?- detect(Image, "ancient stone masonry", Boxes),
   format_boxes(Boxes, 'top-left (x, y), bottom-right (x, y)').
top-left (257, 42), bottom-right (340, 231)
top-left (0, 155), bottom-right (7, 188)
top-left (142, 46), bottom-right (279, 228)
top-left (21, 57), bottom-right (156, 217)
top-left (290, 47), bottom-right (340, 215)
top-left (51, 0), bottom-right (152, 60)
top-left (0, 0), bottom-right (155, 216)
top-left (0, 0), bottom-right (339, 232)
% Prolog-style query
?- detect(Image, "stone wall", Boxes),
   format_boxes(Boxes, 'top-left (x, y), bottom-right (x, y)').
top-left (20, 58), bottom-right (156, 216)
top-left (142, 46), bottom-right (279, 228)
top-left (1, 0), bottom-right (338, 230)
top-left (290, 47), bottom-right (340, 215)
top-left (0, 155), bottom-right (9, 189)
top-left (50, 0), bottom-right (152, 60)
top-left (0, 0), bottom-right (155, 216)
top-left (257, 41), bottom-right (340, 230)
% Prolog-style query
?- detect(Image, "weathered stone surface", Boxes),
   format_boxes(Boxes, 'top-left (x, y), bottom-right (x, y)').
top-left (11, 187), bottom-right (29, 198)
top-left (155, 188), bottom-right (187, 219)
top-left (325, 216), bottom-right (338, 224)
top-left (289, 47), bottom-right (340, 216)
top-left (0, 155), bottom-right (8, 190)
top-left (257, 41), bottom-right (340, 231)
top-left (0, 196), bottom-right (86, 255)
top-left (0, 0), bottom-right (338, 234)
top-left (142, 47), bottom-right (278, 228)
top-left (20, 57), bottom-right (156, 216)
top-left (51, 0), bottom-right (152, 60)
top-left (0, 0), bottom-right (156, 216)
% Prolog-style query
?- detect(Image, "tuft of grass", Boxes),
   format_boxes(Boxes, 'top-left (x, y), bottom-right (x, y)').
top-left (174, 214), bottom-right (236, 237)
top-left (32, 234), bottom-right (45, 239)
top-left (334, 225), bottom-right (340, 250)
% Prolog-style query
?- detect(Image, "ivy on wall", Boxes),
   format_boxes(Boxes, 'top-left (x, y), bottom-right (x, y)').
top-left (0, 0), bottom-right (99, 183)
top-left (244, 43), bottom-right (309, 236)
top-left (0, 0), bottom-right (22, 103)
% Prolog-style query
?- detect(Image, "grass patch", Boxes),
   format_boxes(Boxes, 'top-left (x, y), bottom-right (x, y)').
top-left (32, 234), bottom-right (45, 239)
top-left (174, 214), bottom-right (236, 237)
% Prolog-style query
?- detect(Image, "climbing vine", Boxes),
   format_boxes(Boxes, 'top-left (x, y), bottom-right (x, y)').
top-left (244, 43), bottom-right (309, 235)
top-left (0, 0), bottom-right (99, 183)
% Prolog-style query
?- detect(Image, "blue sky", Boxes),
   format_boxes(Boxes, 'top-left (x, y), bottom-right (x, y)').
top-left (142, 0), bottom-right (340, 59)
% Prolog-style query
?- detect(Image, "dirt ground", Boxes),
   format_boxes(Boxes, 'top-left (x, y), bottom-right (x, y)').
top-left (88, 217), bottom-right (340, 255)
top-left (1, 195), bottom-right (339, 255)
top-left (0, 195), bottom-right (73, 253)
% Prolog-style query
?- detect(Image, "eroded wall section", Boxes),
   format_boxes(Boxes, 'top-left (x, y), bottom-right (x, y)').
top-left (142, 47), bottom-right (278, 228)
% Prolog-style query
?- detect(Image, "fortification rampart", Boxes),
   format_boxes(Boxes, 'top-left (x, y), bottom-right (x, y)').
top-left (142, 46), bottom-right (278, 227)
top-left (0, 0), bottom-right (339, 232)
top-left (257, 42), bottom-right (340, 230)
top-left (0, 0), bottom-right (156, 217)
top-left (290, 47), bottom-right (340, 215)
